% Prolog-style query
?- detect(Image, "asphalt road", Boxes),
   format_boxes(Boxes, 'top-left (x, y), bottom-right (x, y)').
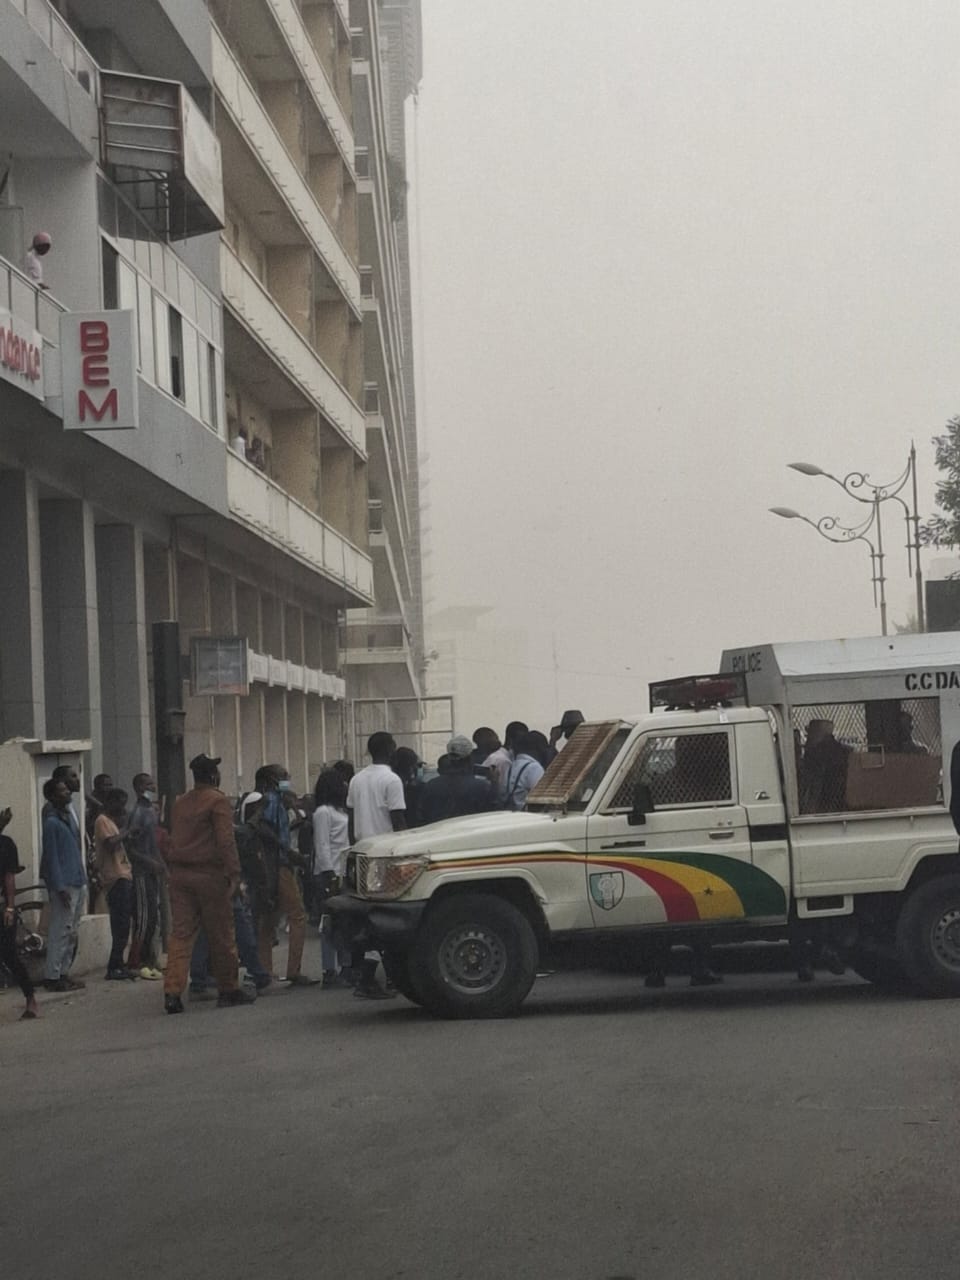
top-left (3, 942), bottom-right (959, 1280)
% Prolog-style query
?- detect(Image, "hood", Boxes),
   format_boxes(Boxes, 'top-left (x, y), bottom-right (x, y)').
top-left (352, 810), bottom-right (566, 859)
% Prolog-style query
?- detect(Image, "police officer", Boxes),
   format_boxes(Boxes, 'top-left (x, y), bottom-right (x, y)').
top-left (163, 754), bottom-right (255, 1014)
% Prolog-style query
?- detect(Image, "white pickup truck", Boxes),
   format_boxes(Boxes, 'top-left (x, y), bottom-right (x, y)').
top-left (330, 634), bottom-right (960, 1018)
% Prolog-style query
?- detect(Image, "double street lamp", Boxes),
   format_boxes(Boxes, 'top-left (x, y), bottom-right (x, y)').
top-left (769, 445), bottom-right (924, 636)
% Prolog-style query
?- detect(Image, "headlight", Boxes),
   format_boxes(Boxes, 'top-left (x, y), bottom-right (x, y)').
top-left (356, 854), bottom-right (428, 900)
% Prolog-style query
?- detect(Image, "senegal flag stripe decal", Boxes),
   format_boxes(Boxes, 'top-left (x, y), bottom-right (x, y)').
top-left (631, 851), bottom-right (787, 918)
top-left (433, 848), bottom-right (786, 922)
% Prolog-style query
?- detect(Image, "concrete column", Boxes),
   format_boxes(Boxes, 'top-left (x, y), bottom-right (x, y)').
top-left (273, 410), bottom-right (321, 514)
top-left (95, 524), bottom-right (151, 781)
top-left (0, 471), bottom-right (46, 739)
top-left (39, 497), bottom-right (101, 762)
top-left (267, 247), bottom-right (314, 341)
top-left (260, 81), bottom-right (307, 171)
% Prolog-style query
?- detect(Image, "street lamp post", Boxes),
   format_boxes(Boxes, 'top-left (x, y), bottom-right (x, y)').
top-left (785, 446), bottom-right (924, 631)
top-left (769, 506), bottom-right (887, 633)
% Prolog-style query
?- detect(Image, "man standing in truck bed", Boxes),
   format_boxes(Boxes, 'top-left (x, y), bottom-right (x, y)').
top-left (162, 754), bottom-right (255, 1014)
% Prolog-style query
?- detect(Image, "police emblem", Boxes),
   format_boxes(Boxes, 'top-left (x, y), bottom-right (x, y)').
top-left (589, 871), bottom-right (625, 911)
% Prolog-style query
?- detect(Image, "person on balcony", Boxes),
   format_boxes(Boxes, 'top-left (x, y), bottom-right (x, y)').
top-left (25, 231), bottom-right (52, 290)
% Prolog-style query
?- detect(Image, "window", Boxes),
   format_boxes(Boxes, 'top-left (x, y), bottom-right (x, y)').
top-left (137, 277), bottom-right (155, 378)
top-left (206, 343), bottom-right (219, 430)
top-left (168, 307), bottom-right (184, 401)
top-left (792, 698), bottom-right (942, 815)
top-left (607, 731), bottom-right (733, 811)
top-left (101, 240), bottom-right (118, 309)
top-left (153, 293), bottom-right (170, 393)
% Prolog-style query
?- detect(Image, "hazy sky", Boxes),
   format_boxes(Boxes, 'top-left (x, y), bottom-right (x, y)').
top-left (410, 0), bottom-right (960, 732)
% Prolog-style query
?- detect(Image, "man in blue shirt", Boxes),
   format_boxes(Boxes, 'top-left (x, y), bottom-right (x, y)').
top-left (40, 778), bottom-right (87, 991)
top-left (503, 734), bottom-right (546, 811)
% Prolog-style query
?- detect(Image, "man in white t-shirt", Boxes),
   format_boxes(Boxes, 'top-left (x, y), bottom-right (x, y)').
top-left (346, 731), bottom-right (406, 999)
top-left (347, 731), bottom-right (407, 841)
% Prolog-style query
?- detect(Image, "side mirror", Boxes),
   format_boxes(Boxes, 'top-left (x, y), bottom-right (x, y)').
top-left (628, 783), bottom-right (653, 826)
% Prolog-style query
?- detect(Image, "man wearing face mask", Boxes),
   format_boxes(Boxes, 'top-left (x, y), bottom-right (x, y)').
top-left (125, 772), bottom-right (166, 979)
top-left (255, 764), bottom-right (314, 985)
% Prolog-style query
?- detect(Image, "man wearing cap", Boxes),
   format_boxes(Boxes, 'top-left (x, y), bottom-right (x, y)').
top-left (420, 735), bottom-right (498, 825)
top-left (25, 232), bottom-right (52, 290)
top-left (546, 710), bottom-right (585, 764)
top-left (162, 754), bottom-right (254, 1013)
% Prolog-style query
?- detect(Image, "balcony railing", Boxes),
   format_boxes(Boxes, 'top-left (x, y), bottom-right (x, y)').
top-left (0, 253), bottom-right (65, 344)
top-left (247, 646), bottom-right (345, 698)
top-left (212, 25), bottom-right (360, 307)
top-left (227, 448), bottom-right (373, 604)
top-left (8, 0), bottom-right (98, 99)
top-left (220, 240), bottom-right (365, 454)
top-left (265, 0), bottom-right (354, 160)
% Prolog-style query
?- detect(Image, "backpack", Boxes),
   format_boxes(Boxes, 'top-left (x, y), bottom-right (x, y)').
top-left (234, 820), bottom-right (267, 894)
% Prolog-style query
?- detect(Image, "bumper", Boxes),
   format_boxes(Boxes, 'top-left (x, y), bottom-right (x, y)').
top-left (325, 893), bottom-right (426, 949)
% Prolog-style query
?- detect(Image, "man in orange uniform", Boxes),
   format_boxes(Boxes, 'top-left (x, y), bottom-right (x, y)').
top-left (163, 754), bottom-right (256, 1014)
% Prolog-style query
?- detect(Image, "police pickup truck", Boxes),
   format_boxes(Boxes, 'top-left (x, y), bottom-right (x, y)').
top-left (329, 634), bottom-right (960, 1018)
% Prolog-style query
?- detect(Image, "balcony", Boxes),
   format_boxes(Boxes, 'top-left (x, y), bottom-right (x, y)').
top-left (100, 71), bottom-right (224, 239)
top-left (6, 0), bottom-right (98, 99)
top-left (211, 24), bottom-right (360, 310)
top-left (220, 240), bottom-right (365, 454)
top-left (265, 0), bottom-right (354, 160)
top-left (0, 253), bottom-right (65, 344)
top-left (247, 647), bottom-right (345, 699)
top-left (340, 614), bottom-right (420, 698)
top-left (227, 448), bottom-right (373, 606)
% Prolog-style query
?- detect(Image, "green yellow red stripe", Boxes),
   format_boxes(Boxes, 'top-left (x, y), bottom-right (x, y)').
top-left (432, 849), bottom-right (786, 923)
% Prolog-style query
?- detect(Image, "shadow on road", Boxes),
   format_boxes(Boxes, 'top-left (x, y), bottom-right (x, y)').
top-left (310, 971), bottom-right (914, 1029)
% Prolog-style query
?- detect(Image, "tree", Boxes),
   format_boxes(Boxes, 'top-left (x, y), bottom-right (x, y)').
top-left (924, 416), bottom-right (960, 548)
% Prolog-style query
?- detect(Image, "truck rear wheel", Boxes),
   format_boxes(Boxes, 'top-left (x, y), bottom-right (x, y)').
top-left (410, 893), bottom-right (539, 1019)
top-left (896, 875), bottom-right (960, 997)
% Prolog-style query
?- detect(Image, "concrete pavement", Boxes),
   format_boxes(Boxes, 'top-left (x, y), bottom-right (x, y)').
top-left (3, 938), bottom-right (959, 1279)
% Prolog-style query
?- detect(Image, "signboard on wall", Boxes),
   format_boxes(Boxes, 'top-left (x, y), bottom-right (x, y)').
top-left (191, 637), bottom-right (249, 697)
top-left (0, 308), bottom-right (44, 400)
top-left (60, 310), bottom-right (139, 430)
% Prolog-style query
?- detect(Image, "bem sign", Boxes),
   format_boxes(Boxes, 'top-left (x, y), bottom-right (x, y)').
top-left (0, 308), bottom-right (44, 400)
top-left (60, 310), bottom-right (139, 431)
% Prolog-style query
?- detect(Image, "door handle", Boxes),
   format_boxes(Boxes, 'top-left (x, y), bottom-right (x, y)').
top-left (708, 829), bottom-right (735, 840)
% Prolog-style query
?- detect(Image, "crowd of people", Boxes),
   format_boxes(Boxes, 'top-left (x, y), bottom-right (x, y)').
top-left (0, 711), bottom-right (585, 1020)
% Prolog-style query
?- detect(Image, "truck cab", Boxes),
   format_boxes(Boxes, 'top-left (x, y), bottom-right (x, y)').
top-left (331, 633), bottom-right (960, 1018)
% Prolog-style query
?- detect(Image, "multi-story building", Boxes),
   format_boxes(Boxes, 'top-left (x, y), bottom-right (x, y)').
top-left (340, 0), bottom-right (425, 761)
top-left (0, 0), bottom-right (380, 834)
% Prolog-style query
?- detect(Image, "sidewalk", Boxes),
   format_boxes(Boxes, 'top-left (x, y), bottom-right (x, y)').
top-left (0, 931), bottom-right (323, 1028)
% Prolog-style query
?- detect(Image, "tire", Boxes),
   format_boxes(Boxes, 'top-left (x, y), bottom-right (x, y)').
top-left (382, 949), bottom-right (425, 1006)
top-left (409, 893), bottom-right (539, 1019)
top-left (850, 947), bottom-right (909, 992)
top-left (896, 875), bottom-right (960, 997)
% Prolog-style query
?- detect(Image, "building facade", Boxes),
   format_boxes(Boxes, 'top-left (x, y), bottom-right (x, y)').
top-left (0, 0), bottom-right (420, 813)
top-left (340, 0), bottom-right (425, 762)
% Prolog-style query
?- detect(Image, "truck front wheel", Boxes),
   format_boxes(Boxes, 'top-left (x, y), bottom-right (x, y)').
top-left (410, 893), bottom-right (539, 1019)
top-left (897, 875), bottom-right (960, 997)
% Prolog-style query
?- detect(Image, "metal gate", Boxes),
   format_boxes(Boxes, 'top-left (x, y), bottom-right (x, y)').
top-left (350, 696), bottom-right (455, 769)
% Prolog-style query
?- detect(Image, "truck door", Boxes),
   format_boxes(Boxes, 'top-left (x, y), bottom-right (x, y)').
top-left (584, 726), bottom-right (784, 929)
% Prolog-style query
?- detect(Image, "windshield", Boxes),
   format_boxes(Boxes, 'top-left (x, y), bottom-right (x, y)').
top-left (526, 722), bottom-right (631, 810)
